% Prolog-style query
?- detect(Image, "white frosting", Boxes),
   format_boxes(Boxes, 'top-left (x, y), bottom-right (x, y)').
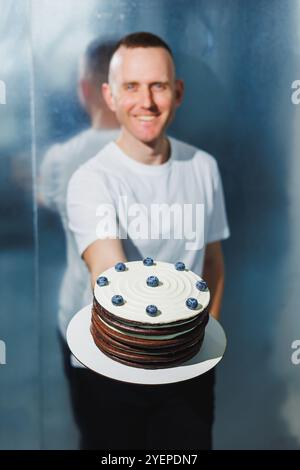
top-left (94, 261), bottom-right (210, 325)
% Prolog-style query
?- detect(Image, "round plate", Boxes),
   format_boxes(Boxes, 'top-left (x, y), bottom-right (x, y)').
top-left (66, 304), bottom-right (226, 385)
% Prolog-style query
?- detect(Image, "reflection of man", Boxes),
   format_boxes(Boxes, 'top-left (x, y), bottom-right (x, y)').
top-left (39, 39), bottom-right (119, 337)
top-left (67, 32), bottom-right (229, 449)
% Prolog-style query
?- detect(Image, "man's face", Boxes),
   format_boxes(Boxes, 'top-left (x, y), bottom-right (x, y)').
top-left (103, 46), bottom-right (183, 146)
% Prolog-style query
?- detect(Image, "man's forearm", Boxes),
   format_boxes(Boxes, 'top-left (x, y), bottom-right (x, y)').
top-left (203, 267), bottom-right (224, 320)
top-left (202, 247), bottom-right (225, 320)
top-left (82, 238), bottom-right (127, 291)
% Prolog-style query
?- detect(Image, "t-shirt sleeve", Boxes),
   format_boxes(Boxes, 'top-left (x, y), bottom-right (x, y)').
top-left (206, 160), bottom-right (230, 244)
top-left (67, 167), bottom-right (117, 256)
top-left (39, 145), bottom-right (63, 212)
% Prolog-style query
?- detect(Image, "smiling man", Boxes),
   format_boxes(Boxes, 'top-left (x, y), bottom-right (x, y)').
top-left (103, 41), bottom-right (182, 161)
top-left (67, 32), bottom-right (229, 450)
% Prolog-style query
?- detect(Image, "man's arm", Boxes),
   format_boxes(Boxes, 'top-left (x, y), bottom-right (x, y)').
top-left (202, 241), bottom-right (225, 320)
top-left (83, 238), bottom-right (127, 289)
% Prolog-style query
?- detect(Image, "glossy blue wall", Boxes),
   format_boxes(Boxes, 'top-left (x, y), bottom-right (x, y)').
top-left (1, 0), bottom-right (300, 449)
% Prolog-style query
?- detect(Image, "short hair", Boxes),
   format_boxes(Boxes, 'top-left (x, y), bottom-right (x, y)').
top-left (82, 38), bottom-right (118, 83)
top-left (112, 31), bottom-right (173, 58)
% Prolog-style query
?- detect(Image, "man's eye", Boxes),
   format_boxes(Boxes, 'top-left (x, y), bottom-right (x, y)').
top-left (126, 84), bottom-right (137, 91)
top-left (153, 83), bottom-right (165, 90)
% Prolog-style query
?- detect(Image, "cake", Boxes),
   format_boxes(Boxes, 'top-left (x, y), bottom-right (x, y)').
top-left (90, 259), bottom-right (210, 369)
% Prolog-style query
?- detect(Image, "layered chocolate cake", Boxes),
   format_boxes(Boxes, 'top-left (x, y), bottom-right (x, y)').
top-left (90, 259), bottom-right (210, 369)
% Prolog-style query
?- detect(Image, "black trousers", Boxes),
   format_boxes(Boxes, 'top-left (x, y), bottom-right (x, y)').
top-left (60, 335), bottom-right (215, 450)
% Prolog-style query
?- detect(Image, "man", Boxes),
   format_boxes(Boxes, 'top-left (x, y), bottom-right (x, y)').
top-left (67, 32), bottom-right (229, 449)
top-left (39, 38), bottom-right (119, 337)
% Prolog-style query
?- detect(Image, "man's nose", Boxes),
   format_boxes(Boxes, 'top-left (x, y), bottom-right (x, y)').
top-left (140, 86), bottom-right (155, 108)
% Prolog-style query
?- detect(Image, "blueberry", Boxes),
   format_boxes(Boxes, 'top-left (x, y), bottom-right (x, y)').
top-left (143, 257), bottom-right (154, 266)
top-left (186, 297), bottom-right (198, 310)
top-left (96, 276), bottom-right (108, 287)
top-left (196, 280), bottom-right (208, 292)
top-left (146, 305), bottom-right (158, 316)
top-left (111, 295), bottom-right (124, 306)
top-left (115, 262), bottom-right (126, 272)
top-left (175, 261), bottom-right (185, 271)
top-left (146, 276), bottom-right (159, 287)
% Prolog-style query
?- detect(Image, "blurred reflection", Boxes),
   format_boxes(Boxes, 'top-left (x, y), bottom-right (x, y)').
top-left (0, 80), bottom-right (6, 104)
top-left (37, 39), bottom-right (120, 447)
top-left (38, 38), bottom-right (119, 338)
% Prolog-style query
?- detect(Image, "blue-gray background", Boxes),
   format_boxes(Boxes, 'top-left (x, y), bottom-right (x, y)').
top-left (1, 0), bottom-right (300, 449)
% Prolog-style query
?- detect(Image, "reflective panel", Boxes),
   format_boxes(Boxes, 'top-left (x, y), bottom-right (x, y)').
top-left (1, 0), bottom-right (300, 450)
top-left (0, 0), bottom-right (40, 449)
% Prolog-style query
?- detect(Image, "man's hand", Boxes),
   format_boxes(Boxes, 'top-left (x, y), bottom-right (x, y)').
top-left (202, 241), bottom-right (225, 320)
top-left (82, 238), bottom-right (127, 289)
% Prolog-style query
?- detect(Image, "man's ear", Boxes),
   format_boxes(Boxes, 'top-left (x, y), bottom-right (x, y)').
top-left (102, 83), bottom-right (116, 112)
top-left (78, 79), bottom-right (91, 107)
top-left (174, 79), bottom-right (184, 107)
top-left (79, 79), bottom-right (91, 100)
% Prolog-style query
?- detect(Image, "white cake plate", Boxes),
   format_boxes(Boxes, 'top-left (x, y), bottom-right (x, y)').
top-left (66, 304), bottom-right (227, 385)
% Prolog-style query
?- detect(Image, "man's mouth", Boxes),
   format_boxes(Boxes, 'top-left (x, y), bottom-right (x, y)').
top-left (135, 115), bottom-right (158, 122)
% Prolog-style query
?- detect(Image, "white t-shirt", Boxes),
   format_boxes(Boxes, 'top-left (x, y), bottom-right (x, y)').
top-left (67, 136), bottom-right (230, 288)
top-left (39, 128), bottom-right (119, 337)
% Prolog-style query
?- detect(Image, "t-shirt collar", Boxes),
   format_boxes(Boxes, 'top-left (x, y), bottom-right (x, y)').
top-left (109, 137), bottom-right (176, 175)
